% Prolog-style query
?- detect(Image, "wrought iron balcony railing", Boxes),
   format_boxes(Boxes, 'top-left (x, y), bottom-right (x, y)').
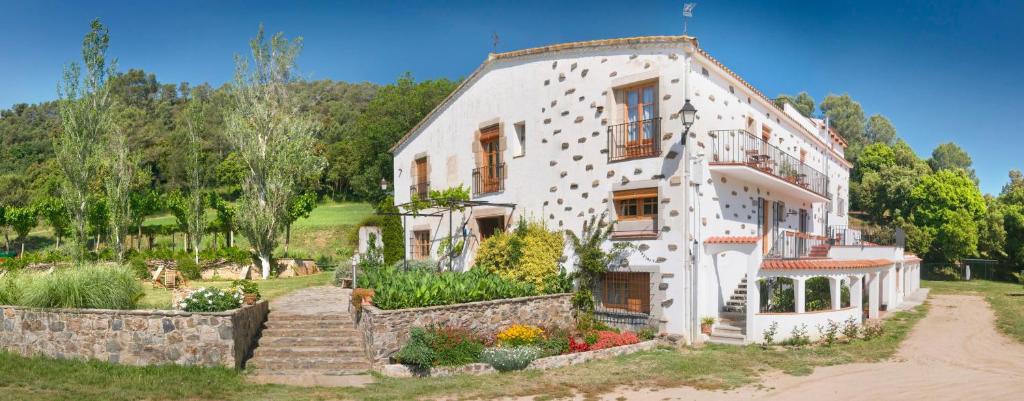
top-left (709, 129), bottom-right (828, 198)
top-left (410, 181), bottom-right (430, 200)
top-left (472, 163), bottom-right (504, 196)
top-left (608, 118), bottom-right (661, 162)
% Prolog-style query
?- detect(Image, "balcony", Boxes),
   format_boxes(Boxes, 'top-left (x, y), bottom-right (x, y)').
top-left (410, 181), bottom-right (430, 200)
top-left (608, 118), bottom-right (661, 162)
top-left (767, 229), bottom-right (829, 259)
top-left (708, 129), bottom-right (829, 203)
top-left (472, 163), bottom-right (504, 197)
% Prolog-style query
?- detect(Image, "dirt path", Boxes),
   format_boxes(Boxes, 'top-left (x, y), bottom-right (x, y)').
top-left (549, 294), bottom-right (1024, 401)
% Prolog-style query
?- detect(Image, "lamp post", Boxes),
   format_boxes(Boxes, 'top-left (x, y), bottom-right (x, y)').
top-left (680, 99), bottom-right (697, 145)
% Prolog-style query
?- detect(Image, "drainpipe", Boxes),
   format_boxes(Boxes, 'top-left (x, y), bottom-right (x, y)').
top-left (681, 40), bottom-right (699, 343)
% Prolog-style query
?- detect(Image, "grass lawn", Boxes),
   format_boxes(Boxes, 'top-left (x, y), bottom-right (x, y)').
top-left (924, 279), bottom-right (1024, 343)
top-left (135, 272), bottom-right (335, 310)
top-left (19, 201), bottom-right (373, 262)
top-left (0, 305), bottom-right (928, 401)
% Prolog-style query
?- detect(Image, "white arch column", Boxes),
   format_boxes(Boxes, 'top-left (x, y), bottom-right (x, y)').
top-left (867, 271), bottom-right (881, 319)
top-left (828, 277), bottom-right (842, 310)
top-left (794, 277), bottom-right (807, 313)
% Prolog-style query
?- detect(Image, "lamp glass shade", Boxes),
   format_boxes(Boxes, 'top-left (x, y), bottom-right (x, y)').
top-left (681, 100), bottom-right (697, 127)
top-left (379, 178), bottom-right (388, 191)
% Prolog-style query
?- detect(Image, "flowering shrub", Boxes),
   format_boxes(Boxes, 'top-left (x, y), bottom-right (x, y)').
top-left (570, 330), bottom-right (640, 352)
top-left (179, 287), bottom-right (241, 312)
top-left (479, 346), bottom-right (543, 372)
top-left (588, 331), bottom-right (639, 350)
top-left (394, 325), bottom-right (487, 369)
top-left (496, 324), bottom-right (544, 347)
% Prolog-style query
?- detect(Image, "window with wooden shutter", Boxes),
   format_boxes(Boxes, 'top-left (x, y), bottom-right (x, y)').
top-left (613, 188), bottom-right (658, 220)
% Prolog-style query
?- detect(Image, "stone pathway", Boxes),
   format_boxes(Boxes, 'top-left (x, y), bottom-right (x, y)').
top-left (246, 286), bottom-right (374, 387)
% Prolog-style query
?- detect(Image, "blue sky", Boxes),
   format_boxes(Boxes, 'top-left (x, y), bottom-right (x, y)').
top-left (1, 0), bottom-right (1021, 194)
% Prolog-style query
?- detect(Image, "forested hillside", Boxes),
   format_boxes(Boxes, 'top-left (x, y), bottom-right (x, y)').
top-left (0, 71), bottom-right (456, 205)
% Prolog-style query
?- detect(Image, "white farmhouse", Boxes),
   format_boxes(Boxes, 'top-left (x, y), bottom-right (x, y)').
top-left (390, 36), bottom-right (922, 344)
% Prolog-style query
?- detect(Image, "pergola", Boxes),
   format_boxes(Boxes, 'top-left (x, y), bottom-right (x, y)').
top-left (380, 199), bottom-right (517, 271)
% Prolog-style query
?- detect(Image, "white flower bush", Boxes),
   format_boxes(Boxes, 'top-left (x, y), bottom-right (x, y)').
top-left (479, 346), bottom-right (543, 372)
top-left (178, 287), bottom-right (243, 312)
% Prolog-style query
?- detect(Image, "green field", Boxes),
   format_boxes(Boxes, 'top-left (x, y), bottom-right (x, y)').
top-left (19, 201), bottom-right (374, 262)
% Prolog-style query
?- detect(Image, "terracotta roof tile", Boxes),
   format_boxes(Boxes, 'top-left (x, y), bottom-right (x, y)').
top-left (761, 258), bottom-right (894, 271)
top-left (903, 254), bottom-right (922, 262)
top-left (705, 236), bottom-right (760, 245)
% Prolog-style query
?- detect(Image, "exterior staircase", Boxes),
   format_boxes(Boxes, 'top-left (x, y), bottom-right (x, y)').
top-left (708, 276), bottom-right (747, 345)
top-left (809, 244), bottom-right (831, 258)
top-left (246, 287), bottom-right (373, 387)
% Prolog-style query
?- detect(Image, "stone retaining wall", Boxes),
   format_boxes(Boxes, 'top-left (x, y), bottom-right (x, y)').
top-left (0, 301), bottom-right (269, 369)
top-left (356, 293), bottom-right (573, 364)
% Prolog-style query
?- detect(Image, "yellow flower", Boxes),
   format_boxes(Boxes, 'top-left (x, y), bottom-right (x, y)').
top-left (497, 324), bottom-right (544, 346)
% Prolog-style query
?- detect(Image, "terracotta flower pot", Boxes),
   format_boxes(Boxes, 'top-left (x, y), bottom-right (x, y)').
top-left (353, 288), bottom-right (376, 307)
top-left (700, 323), bottom-right (713, 335)
top-left (243, 293), bottom-right (258, 305)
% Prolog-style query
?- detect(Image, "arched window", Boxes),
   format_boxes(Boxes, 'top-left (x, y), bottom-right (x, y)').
top-left (758, 277), bottom-right (795, 313)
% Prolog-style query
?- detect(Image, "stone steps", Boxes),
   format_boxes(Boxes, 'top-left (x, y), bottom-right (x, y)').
top-left (253, 346), bottom-right (365, 358)
top-left (263, 320), bottom-right (353, 330)
top-left (248, 356), bottom-right (371, 371)
top-left (244, 286), bottom-right (372, 387)
top-left (260, 327), bottom-right (361, 338)
top-left (707, 330), bottom-right (746, 346)
top-left (257, 336), bottom-right (362, 347)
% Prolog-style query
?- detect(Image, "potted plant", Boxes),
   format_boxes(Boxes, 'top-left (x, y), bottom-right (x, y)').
top-left (231, 279), bottom-right (260, 305)
top-left (700, 316), bottom-right (715, 335)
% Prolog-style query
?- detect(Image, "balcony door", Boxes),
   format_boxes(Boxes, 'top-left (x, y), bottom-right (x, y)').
top-left (624, 84), bottom-right (656, 157)
top-left (480, 127), bottom-right (501, 194)
top-left (414, 157), bottom-right (428, 198)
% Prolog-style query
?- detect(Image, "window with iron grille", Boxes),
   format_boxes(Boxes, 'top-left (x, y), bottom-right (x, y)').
top-left (597, 272), bottom-right (650, 314)
top-left (412, 230), bottom-right (431, 260)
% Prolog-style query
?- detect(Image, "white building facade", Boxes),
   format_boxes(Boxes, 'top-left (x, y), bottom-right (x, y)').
top-left (390, 36), bottom-right (921, 344)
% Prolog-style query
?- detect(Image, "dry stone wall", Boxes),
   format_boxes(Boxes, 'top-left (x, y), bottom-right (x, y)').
top-left (0, 301), bottom-right (268, 369)
top-left (356, 293), bottom-right (573, 364)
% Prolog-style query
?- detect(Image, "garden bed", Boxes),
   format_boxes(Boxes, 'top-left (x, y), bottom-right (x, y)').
top-left (0, 301), bottom-right (268, 369)
top-left (377, 339), bottom-right (661, 377)
top-left (356, 293), bottom-right (573, 364)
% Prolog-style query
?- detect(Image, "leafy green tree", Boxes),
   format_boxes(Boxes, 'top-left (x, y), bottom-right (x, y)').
top-left (775, 92), bottom-right (815, 117)
top-left (223, 26), bottom-right (326, 278)
top-left (928, 142), bottom-right (976, 182)
top-left (0, 205), bottom-right (8, 252)
top-left (209, 193), bottom-right (236, 248)
top-left (6, 206), bottom-right (38, 255)
top-left (819, 94), bottom-right (866, 159)
top-left (978, 196), bottom-right (1007, 260)
top-left (103, 111), bottom-right (139, 262)
top-left (55, 19), bottom-right (117, 263)
top-left (36, 197), bottom-right (71, 250)
top-left (180, 99), bottom-right (209, 264)
top-left (129, 190), bottom-right (162, 250)
top-left (283, 192), bottom-right (318, 257)
top-left (909, 169), bottom-right (985, 262)
top-left (86, 197), bottom-right (109, 252)
top-left (345, 73), bottom-right (457, 201)
top-left (865, 114), bottom-right (896, 145)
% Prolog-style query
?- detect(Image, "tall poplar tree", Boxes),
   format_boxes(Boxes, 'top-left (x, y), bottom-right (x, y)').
top-left (224, 26), bottom-right (325, 278)
top-left (55, 19), bottom-right (116, 263)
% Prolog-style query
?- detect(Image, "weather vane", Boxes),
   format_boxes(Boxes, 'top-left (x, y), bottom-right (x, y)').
top-left (492, 31), bottom-right (500, 53)
top-left (683, 3), bottom-right (697, 35)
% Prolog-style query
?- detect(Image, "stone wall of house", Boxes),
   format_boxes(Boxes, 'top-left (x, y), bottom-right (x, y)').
top-left (0, 301), bottom-right (268, 369)
top-left (356, 293), bottom-right (573, 364)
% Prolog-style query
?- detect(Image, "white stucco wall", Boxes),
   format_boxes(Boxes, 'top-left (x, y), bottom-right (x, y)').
top-left (391, 38), bottom-right (855, 340)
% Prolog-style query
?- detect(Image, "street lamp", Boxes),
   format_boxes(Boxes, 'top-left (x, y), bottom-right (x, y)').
top-left (380, 178), bottom-right (389, 192)
top-left (681, 99), bottom-right (697, 145)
